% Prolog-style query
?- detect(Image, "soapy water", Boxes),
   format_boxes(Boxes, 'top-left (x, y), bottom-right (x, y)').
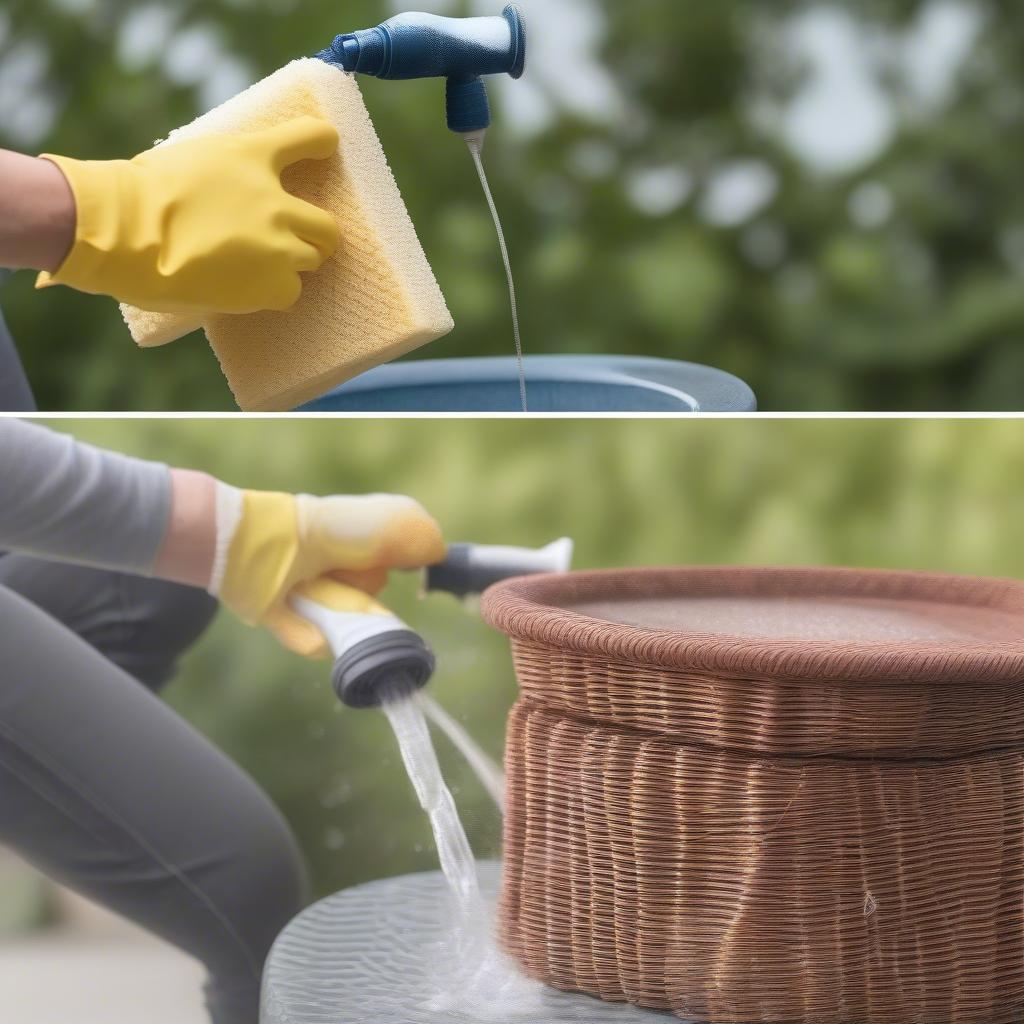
top-left (467, 138), bottom-right (528, 414)
top-left (381, 692), bottom-right (544, 1018)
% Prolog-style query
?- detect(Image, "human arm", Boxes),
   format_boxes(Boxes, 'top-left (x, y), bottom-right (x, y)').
top-left (1, 117), bottom-right (340, 314)
top-left (0, 150), bottom-right (76, 272)
top-left (0, 421), bottom-right (445, 657)
top-left (0, 419), bottom-right (173, 573)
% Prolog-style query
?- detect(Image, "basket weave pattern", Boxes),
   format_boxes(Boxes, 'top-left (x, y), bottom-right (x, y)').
top-left (484, 568), bottom-right (1024, 1024)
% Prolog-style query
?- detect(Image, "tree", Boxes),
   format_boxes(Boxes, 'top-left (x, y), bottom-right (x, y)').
top-left (3, 0), bottom-right (1023, 410)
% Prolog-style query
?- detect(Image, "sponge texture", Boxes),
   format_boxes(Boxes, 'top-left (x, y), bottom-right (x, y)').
top-left (120, 59), bottom-right (454, 411)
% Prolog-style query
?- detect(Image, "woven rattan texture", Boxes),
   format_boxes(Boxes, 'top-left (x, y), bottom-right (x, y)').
top-left (499, 702), bottom-right (1024, 1023)
top-left (507, 640), bottom-right (1024, 758)
top-left (483, 568), bottom-right (1024, 1024)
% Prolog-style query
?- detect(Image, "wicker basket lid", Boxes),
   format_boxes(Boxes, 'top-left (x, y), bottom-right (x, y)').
top-left (482, 566), bottom-right (1024, 686)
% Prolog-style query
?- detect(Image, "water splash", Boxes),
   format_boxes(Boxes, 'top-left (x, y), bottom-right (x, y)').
top-left (381, 692), bottom-right (543, 1017)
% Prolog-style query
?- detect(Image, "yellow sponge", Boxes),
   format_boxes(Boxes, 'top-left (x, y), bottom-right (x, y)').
top-left (120, 58), bottom-right (454, 411)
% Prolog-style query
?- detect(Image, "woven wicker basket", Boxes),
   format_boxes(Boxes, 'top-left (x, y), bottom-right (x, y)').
top-left (481, 567), bottom-right (1024, 1024)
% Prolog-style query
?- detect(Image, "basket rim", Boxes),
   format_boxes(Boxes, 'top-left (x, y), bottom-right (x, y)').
top-left (480, 565), bottom-right (1024, 685)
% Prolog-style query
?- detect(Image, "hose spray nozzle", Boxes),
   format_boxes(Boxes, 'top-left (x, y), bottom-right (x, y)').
top-left (318, 5), bottom-right (526, 134)
top-left (291, 538), bottom-right (573, 709)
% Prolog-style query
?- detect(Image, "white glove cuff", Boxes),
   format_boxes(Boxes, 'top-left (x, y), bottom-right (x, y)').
top-left (208, 482), bottom-right (244, 596)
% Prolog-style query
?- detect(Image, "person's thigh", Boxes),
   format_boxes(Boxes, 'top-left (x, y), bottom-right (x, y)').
top-left (0, 583), bottom-right (307, 1024)
top-left (0, 272), bottom-right (36, 412)
top-left (0, 555), bottom-right (218, 692)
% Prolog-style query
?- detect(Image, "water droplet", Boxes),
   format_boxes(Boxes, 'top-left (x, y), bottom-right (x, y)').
top-left (324, 827), bottom-right (347, 851)
top-left (320, 777), bottom-right (354, 808)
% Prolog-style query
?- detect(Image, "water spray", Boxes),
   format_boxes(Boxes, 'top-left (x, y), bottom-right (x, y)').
top-left (291, 538), bottom-right (573, 710)
top-left (318, 6), bottom-right (530, 412)
top-left (286, 537), bottom-right (573, 1014)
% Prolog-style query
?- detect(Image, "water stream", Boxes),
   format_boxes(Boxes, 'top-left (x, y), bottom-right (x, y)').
top-left (381, 691), bottom-right (543, 1017)
top-left (382, 694), bottom-right (482, 916)
top-left (467, 138), bottom-right (529, 414)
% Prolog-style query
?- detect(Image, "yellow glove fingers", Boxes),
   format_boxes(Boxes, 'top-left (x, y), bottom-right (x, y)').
top-left (35, 116), bottom-right (340, 315)
top-left (281, 197), bottom-right (340, 262)
top-left (289, 238), bottom-right (329, 275)
top-left (264, 116), bottom-right (340, 174)
top-left (328, 567), bottom-right (390, 597)
top-left (293, 578), bottom-right (391, 616)
top-left (262, 605), bottom-right (331, 661)
top-left (301, 494), bottom-right (447, 573)
top-left (262, 273), bottom-right (304, 312)
top-left (363, 497), bottom-right (447, 570)
top-left (261, 581), bottom-right (392, 660)
top-left (215, 486), bottom-right (445, 661)
top-left (266, 581), bottom-right (393, 660)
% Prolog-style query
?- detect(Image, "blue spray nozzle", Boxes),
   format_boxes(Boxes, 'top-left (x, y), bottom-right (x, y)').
top-left (318, 5), bottom-right (525, 134)
top-left (328, 6), bottom-right (525, 82)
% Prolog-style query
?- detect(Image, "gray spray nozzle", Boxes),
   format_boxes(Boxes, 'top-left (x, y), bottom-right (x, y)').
top-left (292, 535), bottom-right (571, 710)
top-left (426, 538), bottom-right (575, 600)
top-left (330, 629), bottom-right (435, 710)
top-left (291, 596), bottom-right (435, 710)
top-left (319, 5), bottom-right (526, 135)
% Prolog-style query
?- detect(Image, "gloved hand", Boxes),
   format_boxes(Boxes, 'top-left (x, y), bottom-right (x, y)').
top-left (209, 486), bottom-right (446, 659)
top-left (36, 117), bottom-right (340, 314)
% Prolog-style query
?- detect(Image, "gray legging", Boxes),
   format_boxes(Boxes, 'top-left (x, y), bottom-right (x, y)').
top-left (0, 308), bottom-right (308, 1021)
top-left (0, 558), bottom-right (308, 1024)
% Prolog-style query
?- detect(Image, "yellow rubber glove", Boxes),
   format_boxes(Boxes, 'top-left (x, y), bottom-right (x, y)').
top-left (36, 117), bottom-right (339, 314)
top-left (209, 486), bottom-right (446, 659)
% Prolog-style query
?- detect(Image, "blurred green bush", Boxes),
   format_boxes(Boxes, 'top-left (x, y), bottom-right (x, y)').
top-left (44, 417), bottom-right (1024, 896)
top-left (7, 1), bottom-right (1024, 411)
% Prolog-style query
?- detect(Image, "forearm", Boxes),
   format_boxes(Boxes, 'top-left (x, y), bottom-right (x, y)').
top-left (153, 470), bottom-right (217, 589)
top-left (0, 420), bottom-right (173, 574)
top-left (0, 150), bottom-right (76, 271)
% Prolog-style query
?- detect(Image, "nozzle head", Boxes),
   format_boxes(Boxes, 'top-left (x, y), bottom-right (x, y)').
top-left (331, 629), bottom-right (435, 709)
top-left (323, 8), bottom-right (527, 82)
top-left (447, 75), bottom-right (492, 135)
top-left (503, 5), bottom-right (527, 80)
top-left (328, 28), bottom-right (388, 75)
top-left (339, 37), bottom-right (362, 71)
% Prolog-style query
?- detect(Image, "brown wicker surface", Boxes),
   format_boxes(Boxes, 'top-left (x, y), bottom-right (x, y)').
top-left (482, 567), bottom-right (1024, 1024)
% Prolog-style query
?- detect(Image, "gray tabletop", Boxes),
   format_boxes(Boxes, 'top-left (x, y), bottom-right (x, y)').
top-left (261, 862), bottom-right (677, 1024)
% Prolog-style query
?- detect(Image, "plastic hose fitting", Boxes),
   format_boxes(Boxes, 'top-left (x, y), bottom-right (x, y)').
top-left (318, 5), bottom-right (526, 134)
top-left (426, 539), bottom-right (575, 599)
top-left (292, 537), bottom-right (572, 710)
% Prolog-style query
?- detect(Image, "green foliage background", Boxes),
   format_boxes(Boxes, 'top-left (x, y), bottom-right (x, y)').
top-left (43, 417), bottom-right (1024, 897)
top-left (7, 1), bottom-right (1024, 411)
